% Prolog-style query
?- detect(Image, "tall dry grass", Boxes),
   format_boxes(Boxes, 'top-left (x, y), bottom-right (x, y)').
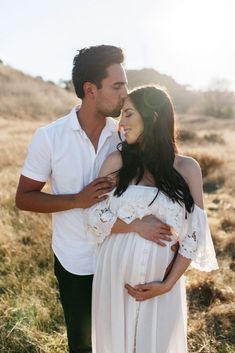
top-left (177, 114), bottom-right (235, 353)
top-left (0, 116), bottom-right (68, 352)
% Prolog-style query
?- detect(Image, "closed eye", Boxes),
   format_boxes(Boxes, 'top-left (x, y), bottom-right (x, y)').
top-left (113, 83), bottom-right (124, 90)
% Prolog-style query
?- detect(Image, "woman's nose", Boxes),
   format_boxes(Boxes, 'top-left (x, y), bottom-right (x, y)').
top-left (119, 116), bottom-right (125, 131)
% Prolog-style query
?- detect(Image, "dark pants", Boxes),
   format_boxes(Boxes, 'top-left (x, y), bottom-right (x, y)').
top-left (54, 256), bottom-right (93, 353)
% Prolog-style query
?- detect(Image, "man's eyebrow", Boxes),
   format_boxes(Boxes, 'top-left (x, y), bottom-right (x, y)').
top-left (113, 81), bottom-right (127, 85)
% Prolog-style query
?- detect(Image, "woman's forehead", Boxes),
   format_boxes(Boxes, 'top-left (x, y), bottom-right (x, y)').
top-left (123, 97), bottom-right (135, 109)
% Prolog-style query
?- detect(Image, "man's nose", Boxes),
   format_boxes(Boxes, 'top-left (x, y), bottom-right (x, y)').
top-left (121, 85), bottom-right (128, 98)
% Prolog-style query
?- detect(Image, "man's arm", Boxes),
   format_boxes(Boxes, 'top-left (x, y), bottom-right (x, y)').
top-left (15, 175), bottom-right (114, 213)
top-left (16, 125), bottom-right (114, 213)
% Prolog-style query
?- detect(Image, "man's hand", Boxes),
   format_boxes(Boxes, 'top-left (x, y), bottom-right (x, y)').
top-left (76, 177), bottom-right (114, 208)
top-left (132, 215), bottom-right (173, 246)
top-left (15, 175), bottom-right (115, 213)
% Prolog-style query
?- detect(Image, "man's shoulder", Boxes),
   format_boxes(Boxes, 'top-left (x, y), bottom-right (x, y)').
top-left (37, 108), bottom-right (76, 137)
top-left (45, 109), bottom-right (74, 130)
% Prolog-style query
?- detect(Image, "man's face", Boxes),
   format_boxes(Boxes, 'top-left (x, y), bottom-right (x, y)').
top-left (95, 64), bottom-right (128, 117)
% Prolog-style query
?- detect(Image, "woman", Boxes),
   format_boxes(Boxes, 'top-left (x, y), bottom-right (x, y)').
top-left (86, 86), bottom-right (218, 353)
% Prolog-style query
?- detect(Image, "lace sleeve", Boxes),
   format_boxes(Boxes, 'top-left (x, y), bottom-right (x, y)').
top-left (85, 194), bottom-right (117, 245)
top-left (179, 205), bottom-right (219, 272)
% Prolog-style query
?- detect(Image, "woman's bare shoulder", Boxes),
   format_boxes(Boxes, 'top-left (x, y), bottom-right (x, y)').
top-left (174, 154), bottom-right (203, 208)
top-left (98, 151), bottom-right (123, 177)
top-left (174, 154), bottom-right (201, 181)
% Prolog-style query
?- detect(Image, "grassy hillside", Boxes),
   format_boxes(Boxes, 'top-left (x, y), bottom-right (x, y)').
top-left (126, 68), bottom-right (200, 113)
top-left (0, 65), bottom-right (234, 353)
top-left (0, 64), bottom-right (77, 120)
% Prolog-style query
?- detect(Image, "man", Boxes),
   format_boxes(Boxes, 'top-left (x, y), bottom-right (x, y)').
top-left (15, 45), bottom-right (173, 353)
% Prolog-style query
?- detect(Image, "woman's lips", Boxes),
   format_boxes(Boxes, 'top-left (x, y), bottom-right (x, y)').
top-left (123, 128), bottom-right (131, 136)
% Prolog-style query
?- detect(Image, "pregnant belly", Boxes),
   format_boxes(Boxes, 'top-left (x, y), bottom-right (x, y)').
top-left (96, 232), bottom-right (176, 285)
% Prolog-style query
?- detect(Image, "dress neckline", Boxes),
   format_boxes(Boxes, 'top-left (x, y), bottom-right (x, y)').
top-left (128, 184), bottom-right (157, 190)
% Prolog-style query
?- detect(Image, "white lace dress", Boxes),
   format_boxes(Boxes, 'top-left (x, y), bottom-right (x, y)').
top-left (85, 185), bottom-right (218, 353)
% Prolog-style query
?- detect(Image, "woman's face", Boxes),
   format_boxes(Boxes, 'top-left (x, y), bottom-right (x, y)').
top-left (119, 98), bottom-right (144, 144)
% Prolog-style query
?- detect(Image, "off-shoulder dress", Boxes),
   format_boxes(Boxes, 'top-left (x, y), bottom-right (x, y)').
top-left (85, 185), bottom-right (218, 353)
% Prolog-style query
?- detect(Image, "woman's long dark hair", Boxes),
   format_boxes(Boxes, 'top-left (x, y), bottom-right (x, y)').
top-left (114, 86), bottom-right (194, 213)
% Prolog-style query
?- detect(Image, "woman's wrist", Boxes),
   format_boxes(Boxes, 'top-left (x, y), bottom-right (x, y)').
top-left (131, 219), bottom-right (141, 234)
top-left (150, 281), bottom-right (172, 296)
top-left (161, 280), bottom-right (174, 293)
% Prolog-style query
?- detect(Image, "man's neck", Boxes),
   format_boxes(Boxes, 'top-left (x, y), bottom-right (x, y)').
top-left (77, 102), bottom-right (108, 151)
top-left (77, 103), bottom-right (106, 134)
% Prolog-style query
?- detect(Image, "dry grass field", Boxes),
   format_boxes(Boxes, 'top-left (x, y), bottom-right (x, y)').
top-left (177, 115), bottom-right (235, 353)
top-left (0, 65), bottom-right (234, 352)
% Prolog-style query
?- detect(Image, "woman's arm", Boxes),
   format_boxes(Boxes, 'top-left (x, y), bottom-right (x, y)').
top-left (125, 254), bottom-right (191, 300)
top-left (125, 157), bottom-right (204, 301)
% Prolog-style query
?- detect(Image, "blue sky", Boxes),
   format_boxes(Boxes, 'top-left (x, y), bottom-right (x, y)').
top-left (0, 0), bottom-right (234, 91)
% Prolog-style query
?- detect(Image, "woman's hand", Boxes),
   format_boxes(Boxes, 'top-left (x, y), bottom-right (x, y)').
top-left (125, 281), bottom-right (171, 301)
top-left (125, 254), bottom-right (192, 302)
top-left (132, 215), bottom-right (173, 246)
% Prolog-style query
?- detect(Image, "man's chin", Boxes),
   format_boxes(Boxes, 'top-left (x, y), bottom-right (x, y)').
top-left (109, 109), bottom-right (121, 118)
top-left (101, 107), bottom-right (122, 118)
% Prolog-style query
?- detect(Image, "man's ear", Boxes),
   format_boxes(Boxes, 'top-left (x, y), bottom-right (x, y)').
top-left (83, 82), bottom-right (97, 99)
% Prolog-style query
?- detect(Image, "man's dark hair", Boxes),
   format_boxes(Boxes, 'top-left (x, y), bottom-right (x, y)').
top-left (72, 45), bottom-right (124, 99)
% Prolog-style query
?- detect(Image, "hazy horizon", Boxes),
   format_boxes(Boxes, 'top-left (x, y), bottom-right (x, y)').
top-left (0, 0), bottom-right (234, 91)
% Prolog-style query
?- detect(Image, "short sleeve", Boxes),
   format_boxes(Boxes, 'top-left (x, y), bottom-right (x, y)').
top-left (85, 193), bottom-right (117, 245)
top-left (179, 205), bottom-right (219, 272)
top-left (22, 127), bottom-right (52, 182)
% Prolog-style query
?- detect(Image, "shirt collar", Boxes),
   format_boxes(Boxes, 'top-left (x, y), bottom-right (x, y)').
top-left (69, 106), bottom-right (118, 134)
top-left (69, 106), bottom-right (83, 131)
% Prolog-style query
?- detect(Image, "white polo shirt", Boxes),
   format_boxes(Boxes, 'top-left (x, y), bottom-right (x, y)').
top-left (22, 106), bottom-right (120, 275)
